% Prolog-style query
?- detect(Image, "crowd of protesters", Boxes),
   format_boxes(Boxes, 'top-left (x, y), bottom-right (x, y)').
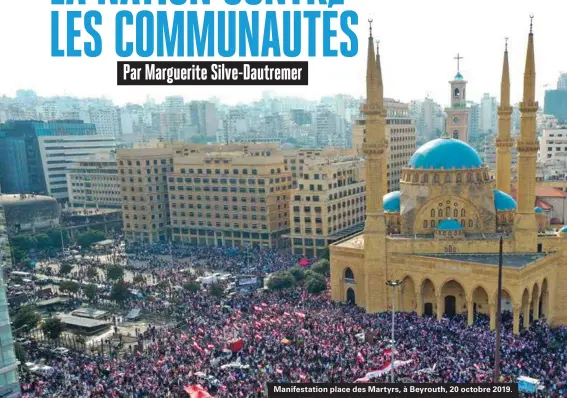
top-left (17, 259), bottom-right (567, 397)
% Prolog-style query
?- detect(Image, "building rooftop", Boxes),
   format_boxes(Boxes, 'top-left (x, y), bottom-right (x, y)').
top-left (407, 138), bottom-right (483, 170)
top-left (415, 253), bottom-right (548, 268)
top-left (0, 194), bottom-right (56, 204)
top-left (60, 316), bottom-right (110, 329)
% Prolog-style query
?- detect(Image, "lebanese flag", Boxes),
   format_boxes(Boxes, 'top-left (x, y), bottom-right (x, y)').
top-left (261, 302), bottom-right (268, 307)
top-left (357, 352), bottom-right (365, 363)
top-left (254, 306), bottom-right (263, 313)
top-left (193, 342), bottom-right (202, 351)
top-left (184, 385), bottom-right (212, 398)
top-left (383, 349), bottom-right (398, 356)
top-left (356, 360), bottom-right (413, 381)
top-left (295, 312), bottom-right (306, 319)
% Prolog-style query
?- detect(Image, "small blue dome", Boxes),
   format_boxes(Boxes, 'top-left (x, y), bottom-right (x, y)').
top-left (408, 138), bottom-right (483, 170)
top-left (494, 189), bottom-right (517, 211)
top-left (534, 207), bottom-right (544, 214)
top-left (455, 72), bottom-right (464, 80)
top-left (383, 191), bottom-right (400, 213)
top-left (560, 226), bottom-right (567, 233)
top-left (438, 219), bottom-right (463, 230)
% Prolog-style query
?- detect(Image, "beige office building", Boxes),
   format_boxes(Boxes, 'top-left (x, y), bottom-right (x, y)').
top-left (289, 156), bottom-right (365, 257)
top-left (67, 154), bottom-right (121, 210)
top-left (168, 151), bottom-right (292, 248)
top-left (352, 98), bottom-right (416, 192)
top-left (283, 148), bottom-right (356, 187)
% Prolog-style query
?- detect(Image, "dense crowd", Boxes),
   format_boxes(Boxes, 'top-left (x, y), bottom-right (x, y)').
top-left (19, 280), bottom-right (567, 397)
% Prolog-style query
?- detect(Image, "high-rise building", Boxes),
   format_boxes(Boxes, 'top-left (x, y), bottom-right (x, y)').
top-left (539, 127), bottom-right (567, 163)
top-left (67, 153), bottom-right (121, 209)
top-left (289, 155), bottom-right (365, 257)
top-left (0, 204), bottom-right (21, 397)
top-left (82, 105), bottom-right (122, 138)
top-left (168, 151), bottom-right (291, 248)
top-left (37, 133), bottom-right (116, 200)
top-left (544, 89), bottom-right (567, 124)
top-left (480, 93), bottom-right (499, 135)
top-left (557, 72), bottom-right (567, 90)
top-left (0, 120), bottom-right (98, 196)
top-left (188, 101), bottom-right (218, 139)
top-left (467, 101), bottom-right (481, 138)
top-left (409, 98), bottom-right (445, 142)
top-left (352, 99), bottom-right (416, 192)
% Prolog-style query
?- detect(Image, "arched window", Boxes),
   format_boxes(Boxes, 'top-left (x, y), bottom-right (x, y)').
top-left (434, 174), bottom-right (439, 183)
top-left (456, 174), bottom-right (462, 183)
top-left (438, 209), bottom-right (443, 217)
top-left (431, 209), bottom-right (435, 217)
top-left (454, 88), bottom-right (460, 98)
top-left (461, 219), bottom-right (465, 227)
top-left (466, 173), bottom-right (472, 182)
top-left (423, 220), bottom-right (428, 228)
top-left (452, 130), bottom-right (459, 139)
top-left (423, 174), bottom-right (429, 183)
top-left (461, 209), bottom-right (466, 217)
top-left (453, 209), bottom-right (458, 218)
top-left (445, 174), bottom-right (451, 183)
top-left (469, 219), bottom-right (474, 228)
top-left (446, 207), bottom-right (451, 217)
top-left (413, 174), bottom-right (419, 183)
top-left (431, 220), bottom-right (436, 228)
top-left (344, 268), bottom-right (354, 280)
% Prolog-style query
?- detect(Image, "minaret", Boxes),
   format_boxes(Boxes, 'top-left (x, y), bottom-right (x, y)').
top-left (495, 38), bottom-right (513, 194)
top-left (514, 16), bottom-right (539, 252)
top-left (377, 41), bottom-right (389, 195)
top-left (362, 20), bottom-right (388, 313)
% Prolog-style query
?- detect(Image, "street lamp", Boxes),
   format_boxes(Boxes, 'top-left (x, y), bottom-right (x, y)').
top-left (386, 279), bottom-right (402, 383)
top-left (494, 236), bottom-right (504, 382)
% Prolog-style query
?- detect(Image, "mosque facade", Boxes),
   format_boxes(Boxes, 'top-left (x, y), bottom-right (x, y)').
top-left (330, 19), bottom-right (567, 335)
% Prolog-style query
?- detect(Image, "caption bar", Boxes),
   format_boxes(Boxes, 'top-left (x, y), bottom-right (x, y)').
top-left (267, 383), bottom-right (519, 397)
top-left (117, 61), bottom-right (309, 86)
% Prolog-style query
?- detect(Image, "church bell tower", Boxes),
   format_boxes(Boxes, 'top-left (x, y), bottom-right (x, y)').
top-left (445, 54), bottom-right (470, 142)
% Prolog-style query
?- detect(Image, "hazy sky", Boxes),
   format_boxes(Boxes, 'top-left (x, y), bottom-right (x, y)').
top-left (0, 0), bottom-right (565, 106)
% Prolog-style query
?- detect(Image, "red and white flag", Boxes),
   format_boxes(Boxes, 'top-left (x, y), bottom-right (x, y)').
top-left (356, 352), bottom-right (365, 363)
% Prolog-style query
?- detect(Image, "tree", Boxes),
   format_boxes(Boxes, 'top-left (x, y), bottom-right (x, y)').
top-left (47, 229), bottom-right (68, 248)
top-left (133, 274), bottom-right (146, 286)
top-left (305, 275), bottom-right (327, 294)
top-left (11, 248), bottom-right (28, 265)
top-left (267, 271), bottom-right (295, 291)
top-left (183, 281), bottom-right (201, 293)
top-left (35, 234), bottom-right (52, 250)
top-left (110, 281), bottom-right (130, 305)
top-left (77, 230), bottom-right (106, 248)
top-left (59, 263), bottom-right (73, 276)
top-left (86, 267), bottom-right (99, 280)
top-left (83, 284), bottom-right (98, 303)
top-left (14, 343), bottom-right (26, 364)
top-left (209, 282), bottom-right (224, 298)
top-left (289, 266), bottom-right (305, 282)
top-left (42, 317), bottom-right (64, 340)
top-left (13, 305), bottom-right (41, 331)
top-left (59, 280), bottom-right (80, 295)
top-left (312, 259), bottom-right (330, 276)
top-left (11, 235), bottom-right (36, 251)
top-left (107, 265), bottom-right (125, 282)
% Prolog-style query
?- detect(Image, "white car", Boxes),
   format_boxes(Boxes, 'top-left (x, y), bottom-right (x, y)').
top-left (51, 347), bottom-right (70, 357)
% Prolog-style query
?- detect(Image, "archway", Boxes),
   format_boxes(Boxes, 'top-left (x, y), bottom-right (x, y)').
top-left (344, 268), bottom-right (354, 281)
top-left (540, 279), bottom-right (549, 319)
top-left (472, 286), bottom-right (489, 316)
top-left (421, 279), bottom-right (436, 317)
top-left (441, 280), bottom-right (466, 317)
top-left (346, 288), bottom-right (356, 305)
top-left (401, 276), bottom-right (416, 312)
top-left (532, 283), bottom-right (540, 320)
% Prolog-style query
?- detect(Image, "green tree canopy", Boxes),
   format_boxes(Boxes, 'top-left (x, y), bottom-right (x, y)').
top-left (59, 263), bottom-right (73, 276)
top-left (86, 267), bottom-right (99, 280)
top-left (59, 280), bottom-right (80, 295)
top-left (77, 230), bottom-right (106, 248)
top-left (312, 259), bottom-right (330, 276)
top-left (42, 317), bottom-right (64, 340)
top-left (13, 305), bottom-right (41, 331)
top-left (305, 275), bottom-right (327, 294)
top-left (107, 265), bottom-right (125, 282)
top-left (183, 281), bottom-right (201, 293)
top-left (110, 281), bottom-right (130, 305)
top-left (83, 284), bottom-right (98, 303)
top-left (289, 266), bottom-right (306, 282)
top-left (209, 282), bottom-right (224, 298)
top-left (267, 271), bottom-right (295, 291)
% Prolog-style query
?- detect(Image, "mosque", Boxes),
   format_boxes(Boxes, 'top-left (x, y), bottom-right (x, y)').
top-left (330, 18), bottom-right (567, 335)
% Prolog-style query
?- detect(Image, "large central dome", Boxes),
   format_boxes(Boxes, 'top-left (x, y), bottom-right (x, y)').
top-left (408, 138), bottom-right (483, 170)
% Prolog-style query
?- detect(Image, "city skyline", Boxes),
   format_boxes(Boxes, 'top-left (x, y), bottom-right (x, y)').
top-left (0, 0), bottom-right (565, 106)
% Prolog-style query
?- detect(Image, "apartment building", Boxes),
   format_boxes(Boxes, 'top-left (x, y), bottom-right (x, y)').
top-left (168, 152), bottom-right (292, 248)
top-left (67, 153), bottom-right (121, 209)
top-left (289, 156), bottom-right (365, 257)
top-left (352, 99), bottom-right (416, 192)
top-left (539, 127), bottom-right (567, 162)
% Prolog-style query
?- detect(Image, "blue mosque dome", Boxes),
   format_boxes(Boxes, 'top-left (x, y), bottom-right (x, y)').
top-left (534, 207), bottom-right (544, 214)
top-left (383, 191), bottom-right (400, 213)
top-left (557, 226), bottom-right (567, 237)
top-left (438, 219), bottom-right (463, 231)
top-left (494, 189), bottom-right (517, 211)
top-left (408, 138), bottom-right (483, 170)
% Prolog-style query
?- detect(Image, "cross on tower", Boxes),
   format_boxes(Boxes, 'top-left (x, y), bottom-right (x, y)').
top-left (454, 53), bottom-right (464, 73)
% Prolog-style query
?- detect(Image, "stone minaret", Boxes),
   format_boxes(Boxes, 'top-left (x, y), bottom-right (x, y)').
top-left (362, 21), bottom-right (388, 312)
top-left (496, 39), bottom-right (513, 195)
top-left (514, 17), bottom-right (539, 252)
top-left (377, 41), bottom-right (389, 195)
